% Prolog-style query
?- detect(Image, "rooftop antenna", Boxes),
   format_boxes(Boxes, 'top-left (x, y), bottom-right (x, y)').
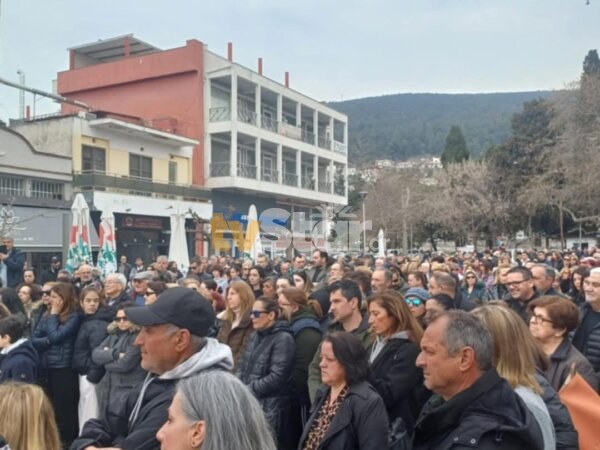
top-left (16, 70), bottom-right (25, 118)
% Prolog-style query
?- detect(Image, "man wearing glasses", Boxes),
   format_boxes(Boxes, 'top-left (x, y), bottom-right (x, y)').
top-left (0, 237), bottom-right (25, 288)
top-left (572, 267), bottom-right (600, 380)
top-left (503, 267), bottom-right (539, 322)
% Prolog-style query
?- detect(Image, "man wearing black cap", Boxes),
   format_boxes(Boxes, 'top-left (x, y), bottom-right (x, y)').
top-left (71, 288), bottom-right (234, 450)
top-left (40, 256), bottom-right (62, 284)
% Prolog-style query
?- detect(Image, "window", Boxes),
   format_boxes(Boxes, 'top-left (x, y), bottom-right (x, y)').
top-left (0, 176), bottom-right (25, 196)
top-left (31, 180), bottom-right (63, 200)
top-left (82, 145), bottom-right (106, 173)
top-left (130, 154), bottom-right (152, 180)
top-left (169, 161), bottom-right (177, 184)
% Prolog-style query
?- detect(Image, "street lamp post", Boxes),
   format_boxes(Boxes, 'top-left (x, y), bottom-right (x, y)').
top-left (359, 191), bottom-right (368, 254)
top-left (16, 70), bottom-right (25, 119)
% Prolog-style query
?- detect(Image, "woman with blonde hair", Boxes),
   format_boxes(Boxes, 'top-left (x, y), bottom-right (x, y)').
top-left (217, 280), bottom-right (255, 367)
top-left (472, 305), bottom-right (556, 450)
top-left (367, 290), bottom-right (427, 433)
top-left (0, 382), bottom-right (61, 450)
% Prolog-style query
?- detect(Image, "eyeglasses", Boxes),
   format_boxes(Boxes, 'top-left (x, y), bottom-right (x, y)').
top-left (505, 279), bottom-right (529, 287)
top-left (250, 310), bottom-right (268, 318)
top-left (190, 266), bottom-right (198, 270)
top-left (405, 297), bottom-right (423, 307)
top-left (145, 290), bottom-right (156, 296)
top-left (115, 316), bottom-right (128, 322)
top-left (42, 290), bottom-right (51, 296)
top-left (466, 275), bottom-right (476, 279)
top-left (529, 314), bottom-right (553, 325)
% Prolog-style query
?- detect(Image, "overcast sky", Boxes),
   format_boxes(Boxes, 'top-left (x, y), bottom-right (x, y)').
top-left (1, 0), bottom-right (599, 120)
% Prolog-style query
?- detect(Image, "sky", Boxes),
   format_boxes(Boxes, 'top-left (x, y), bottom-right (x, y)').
top-left (0, 0), bottom-right (599, 120)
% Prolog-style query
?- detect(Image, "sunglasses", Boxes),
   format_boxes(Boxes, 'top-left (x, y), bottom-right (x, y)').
top-left (250, 310), bottom-right (268, 318)
top-left (115, 316), bottom-right (128, 322)
top-left (145, 290), bottom-right (156, 296)
top-left (405, 297), bottom-right (423, 307)
top-left (42, 290), bottom-right (51, 296)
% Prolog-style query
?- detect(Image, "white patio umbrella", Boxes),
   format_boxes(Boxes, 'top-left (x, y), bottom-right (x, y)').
top-left (97, 206), bottom-right (117, 278)
top-left (244, 204), bottom-right (263, 262)
top-left (377, 228), bottom-right (386, 257)
top-left (66, 193), bottom-right (94, 272)
top-left (168, 205), bottom-right (190, 275)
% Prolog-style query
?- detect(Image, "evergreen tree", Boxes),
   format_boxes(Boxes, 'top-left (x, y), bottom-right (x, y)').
top-left (583, 49), bottom-right (600, 77)
top-left (441, 125), bottom-right (469, 167)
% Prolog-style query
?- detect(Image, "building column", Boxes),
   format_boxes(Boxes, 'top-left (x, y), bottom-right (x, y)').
top-left (277, 144), bottom-right (283, 184)
top-left (329, 159), bottom-right (335, 194)
top-left (255, 138), bottom-right (261, 181)
top-left (296, 102), bottom-right (301, 127)
top-left (231, 72), bottom-right (238, 122)
top-left (205, 135), bottom-right (212, 178)
top-left (231, 132), bottom-right (238, 177)
top-left (277, 94), bottom-right (283, 125)
top-left (313, 154), bottom-right (319, 192)
top-left (313, 111), bottom-right (318, 146)
top-left (343, 122), bottom-right (348, 146)
top-left (255, 84), bottom-right (261, 128)
top-left (344, 165), bottom-right (348, 198)
top-left (296, 150), bottom-right (302, 188)
top-left (329, 117), bottom-right (335, 150)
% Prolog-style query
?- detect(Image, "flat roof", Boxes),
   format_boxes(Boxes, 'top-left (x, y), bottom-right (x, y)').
top-left (88, 118), bottom-right (198, 147)
top-left (69, 34), bottom-right (160, 63)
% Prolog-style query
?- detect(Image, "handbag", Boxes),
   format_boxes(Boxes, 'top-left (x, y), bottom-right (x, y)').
top-left (388, 417), bottom-right (413, 450)
top-left (558, 370), bottom-right (600, 450)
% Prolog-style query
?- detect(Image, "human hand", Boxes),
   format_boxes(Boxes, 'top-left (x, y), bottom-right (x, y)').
top-left (50, 296), bottom-right (63, 314)
top-left (0, 253), bottom-right (6, 261)
top-left (119, 353), bottom-right (125, 359)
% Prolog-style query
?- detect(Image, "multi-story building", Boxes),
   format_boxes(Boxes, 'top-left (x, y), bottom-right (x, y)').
top-left (56, 35), bottom-right (348, 256)
top-left (0, 125), bottom-right (75, 268)
top-left (12, 113), bottom-right (211, 263)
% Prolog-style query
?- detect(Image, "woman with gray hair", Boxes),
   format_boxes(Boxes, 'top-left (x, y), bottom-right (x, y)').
top-left (156, 370), bottom-right (276, 450)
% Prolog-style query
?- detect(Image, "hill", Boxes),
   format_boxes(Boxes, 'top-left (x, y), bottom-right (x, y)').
top-left (328, 91), bottom-right (552, 164)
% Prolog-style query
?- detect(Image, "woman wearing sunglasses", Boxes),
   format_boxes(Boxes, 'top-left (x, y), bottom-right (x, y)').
top-left (92, 302), bottom-right (146, 423)
top-left (403, 287), bottom-right (429, 328)
top-left (236, 297), bottom-right (295, 447)
top-left (460, 269), bottom-right (486, 305)
top-left (366, 290), bottom-right (428, 436)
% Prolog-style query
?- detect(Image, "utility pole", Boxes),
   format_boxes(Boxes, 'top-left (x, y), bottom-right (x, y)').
top-left (16, 70), bottom-right (25, 118)
top-left (402, 187), bottom-right (410, 253)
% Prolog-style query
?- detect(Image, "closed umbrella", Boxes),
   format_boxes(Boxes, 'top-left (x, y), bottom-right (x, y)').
top-left (378, 228), bottom-right (386, 257)
top-left (97, 206), bottom-right (117, 278)
top-left (66, 193), bottom-right (93, 272)
top-left (244, 204), bottom-right (262, 262)
top-left (168, 205), bottom-right (190, 275)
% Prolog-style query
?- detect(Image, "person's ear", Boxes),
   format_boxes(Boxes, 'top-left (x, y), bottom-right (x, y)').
top-left (174, 329), bottom-right (192, 352)
top-left (458, 346), bottom-right (476, 372)
top-left (190, 420), bottom-right (205, 448)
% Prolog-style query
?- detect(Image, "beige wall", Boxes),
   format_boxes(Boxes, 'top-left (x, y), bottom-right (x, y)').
top-left (171, 155), bottom-right (191, 184)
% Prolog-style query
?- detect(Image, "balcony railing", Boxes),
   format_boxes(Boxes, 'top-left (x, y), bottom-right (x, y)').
top-left (301, 129), bottom-right (315, 145)
top-left (73, 171), bottom-right (210, 201)
top-left (318, 135), bottom-right (332, 150)
top-left (209, 107), bottom-right (231, 122)
top-left (237, 163), bottom-right (257, 179)
top-left (261, 115), bottom-right (279, 133)
top-left (238, 108), bottom-right (258, 126)
top-left (301, 176), bottom-right (315, 190)
top-left (334, 182), bottom-right (346, 196)
top-left (283, 172), bottom-right (298, 187)
top-left (318, 181), bottom-right (332, 193)
top-left (210, 162), bottom-right (231, 177)
top-left (261, 168), bottom-right (279, 183)
top-left (333, 141), bottom-right (347, 155)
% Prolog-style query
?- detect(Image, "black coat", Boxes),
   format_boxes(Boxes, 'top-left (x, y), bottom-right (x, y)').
top-left (72, 310), bottom-right (112, 383)
top-left (573, 302), bottom-right (600, 380)
top-left (536, 372), bottom-right (578, 450)
top-left (545, 337), bottom-right (598, 392)
top-left (413, 369), bottom-right (545, 450)
top-left (368, 335), bottom-right (428, 432)
top-left (32, 310), bottom-right (82, 369)
top-left (299, 381), bottom-right (389, 450)
top-left (237, 321), bottom-right (295, 437)
top-left (0, 339), bottom-right (38, 383)
top-left (3, 247), bottom-right (25, 288)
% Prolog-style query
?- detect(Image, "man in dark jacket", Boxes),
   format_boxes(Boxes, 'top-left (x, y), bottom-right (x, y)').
top-left (572, 267), bottom-right (600, 380)
top-left (413, 311), bottom-right (544, 449)
top-left (0, 237), bottom-right (25, 288)
top-left (503, 266), bottom-right (540, 322)
top-left (40, 256), bottom-right (62, 284)
top-left (429, 271), bottom-right (475, 312)
top-left (0, 315), bottom-right (38, 382)
top-left (70, 288), bottom-right (233, 450)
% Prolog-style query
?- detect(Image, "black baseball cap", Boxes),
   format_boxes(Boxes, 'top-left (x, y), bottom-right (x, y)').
top-left (125, 287), bottom-right (215, 337)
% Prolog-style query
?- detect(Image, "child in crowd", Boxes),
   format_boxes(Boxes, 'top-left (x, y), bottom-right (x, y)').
top-left (0, 315), bottom-right (38, 383)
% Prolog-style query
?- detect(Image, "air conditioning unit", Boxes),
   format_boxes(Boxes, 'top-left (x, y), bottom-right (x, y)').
top-left (77, 111), bottom-right (97, 121)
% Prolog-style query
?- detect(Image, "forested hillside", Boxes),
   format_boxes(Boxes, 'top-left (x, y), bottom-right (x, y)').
top-left (329, 91), bottom-right (552, 163)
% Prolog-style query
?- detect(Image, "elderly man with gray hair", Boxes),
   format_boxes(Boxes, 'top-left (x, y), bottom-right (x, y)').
top-left (413, 311), bottom-right (544, 449)
top-left (531, 264), bottom-right (564, 297)
top-left (103, 273), bottom-right (130, 310)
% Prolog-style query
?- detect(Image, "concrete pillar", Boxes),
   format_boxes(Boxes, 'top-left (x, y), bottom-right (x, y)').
top-left (255, 84), bottom-right (261, 128)
top-left (329, 159), bottom-right (334, 194)
top-left (313, 154), bottom-right (319, 192)
top-left (343, 121), bottom-right (348, 146)
top-left (277, 144), bottom-right (283, 185)
top-left (313, 111), bottom-right (318, 146)
top-left (231, 73), bottom-right (238, 122)
top-left (296, 102), bottom-right (301, 127)
top-left (329, 117), bottom-right (334, 150)
top-left (255, 138), bottom-right (261, 181)
top-left (205, 135), bottom-right (212, 178)
top-left (277, 94), bottom-right (283, 125)
top-left (296, 150), bottom-right (301, 188)
top-left (344, 165), bottom-right (348, 199)
top-left (231, 132), bottom-right (238, 177)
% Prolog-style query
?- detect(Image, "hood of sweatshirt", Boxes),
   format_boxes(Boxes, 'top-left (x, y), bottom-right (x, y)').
top-left (159, 337), bottom-right (233, 380)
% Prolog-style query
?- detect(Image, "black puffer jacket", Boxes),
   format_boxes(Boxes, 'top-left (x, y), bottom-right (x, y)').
top-left (299, 381), bottom-right (389, 450)
top-left (413, 369), bottom-right (544, 450)
top-left (536, 372), bottom-right (578, 450)
top-left (368, 333), bottom-right (428, 433)
top-left (72, 308), bottom-right (112, 383)
top-left (32, 310), bottom-right (82, 369)
top-left (236, 320), bottom-right (295, 437)
top-left (573, 302), bottom-right (600, 380)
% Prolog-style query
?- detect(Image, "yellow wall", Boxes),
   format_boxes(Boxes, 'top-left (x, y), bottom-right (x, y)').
top-left (154, 159), bottom-right (169, 183)
top-left (171, 155), bottom-right (191, 184)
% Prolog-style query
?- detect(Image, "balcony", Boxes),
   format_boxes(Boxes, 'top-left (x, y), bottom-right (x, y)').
top-left (73, 171), bottom-right (210, 201)
top-left (318, 135), bottom-right (332, 150)
top-left (209, 107), bottom-right (231, 122)
top-left (261, 168), bottom-right (279, 183)
top-left (301, 176), bottom-right (315, 190)
top-left (210, 162), bottom-right (231, 177)
top-left (261, 115), bottom-right (279, 133)
top-left (237, 163), bottom-right (257, 179)
top-left (302, 129), bottom-right (315, 145)
top-left (333, 141), bottom-right (347, 155)
top-left (318, 181), bottom-right (332, 193)
top-left (283, 172), bottom-right (298, 187)
top-left (238, 108), bottom-right (257, 126)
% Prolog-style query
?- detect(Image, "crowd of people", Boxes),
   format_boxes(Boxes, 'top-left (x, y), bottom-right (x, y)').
top-left (0, 235), bottom-right (599, 449)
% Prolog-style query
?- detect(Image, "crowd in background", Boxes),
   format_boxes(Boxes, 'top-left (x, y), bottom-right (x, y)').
top-left (0, 235), bottom-right (599, 449)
